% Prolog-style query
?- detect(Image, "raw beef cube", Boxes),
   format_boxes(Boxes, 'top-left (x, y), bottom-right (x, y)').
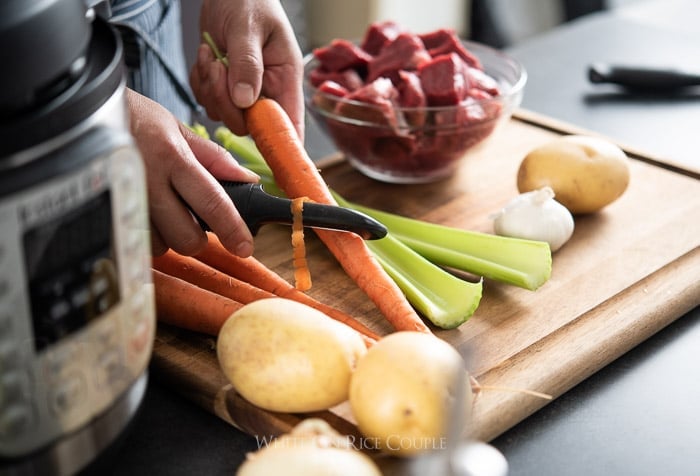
top-left (396, 70), bottom-right (427, 127)
top-left (418, 53), bottom-right (467, 106)
top-left (317, 80), bottom-right (349, 97)
top-left (313, 39), bottom-right (373, 72)
top-left (464, 66), bottom-right (500, 96)
top-left (419, 28), bottom-right (482, 69)
top-left (366, 32), bottom-right (432, 83)
top-left (309, 67), bottom-right (364, 91)
top-left (337, 78), bottom-right (399, 126)
top-left (360, 20), bottom-right (403, 55)
top-left (312, 80), bottom-right (349, 113)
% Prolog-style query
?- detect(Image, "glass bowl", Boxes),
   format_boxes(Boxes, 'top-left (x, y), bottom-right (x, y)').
top-left (304, 40), bottom-right (527, 184)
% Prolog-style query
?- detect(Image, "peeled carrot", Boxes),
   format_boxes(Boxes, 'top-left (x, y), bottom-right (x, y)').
top-left (244, 98), bottom-right (430, 333)
top-left (153, 249), bottom-right (274, 303)
top-left (152, 268), bottom-right (242, 336)
top-left (195, 234), bottom-right (381, 343)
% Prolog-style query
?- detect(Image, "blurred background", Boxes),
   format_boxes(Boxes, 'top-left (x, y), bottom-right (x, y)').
top-left (181, 0), bottom-right (645, 66)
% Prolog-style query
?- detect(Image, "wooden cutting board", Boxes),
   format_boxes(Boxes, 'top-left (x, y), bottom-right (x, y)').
top-left (151, 110), bottom-right (700, 450)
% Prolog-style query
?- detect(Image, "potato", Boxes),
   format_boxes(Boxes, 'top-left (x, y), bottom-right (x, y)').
top-left (217, 298), bottom-right (367, 413)
top-left (349, 331), bottom-right (471, 457)
top-left (237, 419), bottom-right (381, 476)
top-left (517, 135), bottom-right (630, 214)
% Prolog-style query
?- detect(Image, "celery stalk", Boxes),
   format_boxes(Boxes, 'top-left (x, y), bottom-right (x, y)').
top-left (360, 228), bottom-right (482, 329)
top-left (340, 200), bottom-right (552, 291)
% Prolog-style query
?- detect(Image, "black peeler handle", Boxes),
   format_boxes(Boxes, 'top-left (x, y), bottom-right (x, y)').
top-left (588, 63), bottom-right (700, 90)
top-left (195, 181), bottom-right (387, 240)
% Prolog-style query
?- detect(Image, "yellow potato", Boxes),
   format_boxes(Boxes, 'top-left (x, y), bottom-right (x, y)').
top-left (349, 331), bottom-right (471, 457)
top-left (517, 135), bottom-right (630, 214)
top-left (237, 419), bottom-right (381, 476)
top-left (217, 298), bottom-right (367, 413)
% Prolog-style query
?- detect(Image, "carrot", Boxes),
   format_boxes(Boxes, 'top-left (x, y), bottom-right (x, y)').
top-left (195, 234), bottom-right (381, 343)
top-left (152, 268), bottom-right (242, 336)
top-left (153, 249), bottom-right (275, 303)
top-left (244, 98), bottom-right (430, 333)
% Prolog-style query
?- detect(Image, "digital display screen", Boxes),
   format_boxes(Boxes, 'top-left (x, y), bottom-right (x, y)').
top-left (24, 190), bottom-right (120, 352)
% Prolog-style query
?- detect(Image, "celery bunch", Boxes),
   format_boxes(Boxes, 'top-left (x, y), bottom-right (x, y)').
top-left (207, 127), bottom-right (551, 328)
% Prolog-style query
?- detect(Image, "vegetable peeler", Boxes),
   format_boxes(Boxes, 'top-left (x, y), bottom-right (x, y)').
top-left (196, 181), bottom-right (388, 240)
top-left (588, 63), bottom-right (700, 91)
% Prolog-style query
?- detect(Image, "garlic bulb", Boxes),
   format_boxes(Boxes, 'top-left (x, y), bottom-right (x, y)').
top-left (492, 187), bottom-right (574, 252)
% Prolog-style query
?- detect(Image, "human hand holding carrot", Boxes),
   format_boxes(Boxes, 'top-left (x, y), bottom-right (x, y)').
top-left (190, 0), bottom-right (305, 140)
top-left (125, 88), bottom-right (259, 257)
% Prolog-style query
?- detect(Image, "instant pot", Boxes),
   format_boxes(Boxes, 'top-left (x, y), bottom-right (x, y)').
top-left (0, 0), bottom-right (155, 474)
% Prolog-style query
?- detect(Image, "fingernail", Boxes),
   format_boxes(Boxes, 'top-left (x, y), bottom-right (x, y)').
top-left (235, 240), bottom-right (254, 258)
top-left (233, 83), bottom-right (255, 108)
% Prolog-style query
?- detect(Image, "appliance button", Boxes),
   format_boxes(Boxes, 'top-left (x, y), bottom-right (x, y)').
top-left (49, 372), bottom-right (86, 416)
top-left (129, 318), bottom-right (153, 358)
top-left (44, 342), bottom-right (85, 380)
top-left (0, 371), bottom-right (31, 409)
top-left (96, 348), bottom-right (127, 388)
top-left (95, 317), bottom-right (120, 347)
top-left (0, 403), bottom-right (35, 440)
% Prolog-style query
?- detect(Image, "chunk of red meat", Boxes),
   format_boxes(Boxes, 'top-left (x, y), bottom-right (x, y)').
top-left (312, 80), bottom-right (349, 113)
top-left (418, 53), bottom-right (467, 106)
top-left (360, 20), bottom-right (403, 55)
top-left (419, 28), bottom-right (482, 69)
top-left (464, 66), bottom-right (500, 96)
top-left (335, 78), bottom-right (399, 126)
top-left (313, 39), bottom-right (373, 72)
top-left (317, 80), bottom-right (349, 97)
top-left (396, 71), bottom-right (427, 127)
top-left (308, 67), bottom-right (364, 91)
top-left (366, 32), bottom-right (431, 83)
top-left (396, 71), bottom-right (426, 108)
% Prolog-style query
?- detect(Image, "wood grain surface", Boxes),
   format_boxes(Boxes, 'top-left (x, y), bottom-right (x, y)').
top-left (151, 111), bottom-right (700, 450)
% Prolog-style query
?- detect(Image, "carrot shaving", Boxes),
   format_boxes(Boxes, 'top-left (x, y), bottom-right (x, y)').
top-left (291, 196), bottom-right (312, 291)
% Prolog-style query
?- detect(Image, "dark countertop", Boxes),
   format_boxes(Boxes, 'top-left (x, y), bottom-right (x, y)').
top-left (97, 2), bottom-right (700, 475)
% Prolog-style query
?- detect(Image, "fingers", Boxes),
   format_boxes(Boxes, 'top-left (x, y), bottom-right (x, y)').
top-left (169, 156), bottom-right (255, 258)
top-left (147, 169), bottom-right (210, 257)
top-left (191, 44), bottom-right (248, 135)
top-left (180, 124), bottom-right (259, 182)
top-left (178, 124), bottom-right (259, 256)
top-left (224, 34), bottom-right (264, 111)
top-left (191, 0), bottom-right (305, 141)
top-left (126, 88), bottom-right (255, 258)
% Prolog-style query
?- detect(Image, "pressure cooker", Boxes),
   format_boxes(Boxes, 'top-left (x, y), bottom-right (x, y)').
top-left (0, 0), bottom-right (155, 474)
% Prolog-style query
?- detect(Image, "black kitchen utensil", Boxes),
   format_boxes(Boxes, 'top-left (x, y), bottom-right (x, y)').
top-left (196, 181), bottom-right (387, 240)
top-left (588, 63), bottom-right (700, 91)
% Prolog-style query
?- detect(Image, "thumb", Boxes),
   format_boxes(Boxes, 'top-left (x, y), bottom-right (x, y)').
top-left (225, 37), bottom-right (264, 109)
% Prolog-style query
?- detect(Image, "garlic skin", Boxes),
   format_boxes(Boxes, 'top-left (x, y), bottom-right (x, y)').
top-left (492, 187), bottom-right (575, 252)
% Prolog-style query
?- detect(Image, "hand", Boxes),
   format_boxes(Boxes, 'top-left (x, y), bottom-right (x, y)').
top-left (190, 0), bottom-right (304, 139)
top-left (125, 88), bottom-right (260, 257)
